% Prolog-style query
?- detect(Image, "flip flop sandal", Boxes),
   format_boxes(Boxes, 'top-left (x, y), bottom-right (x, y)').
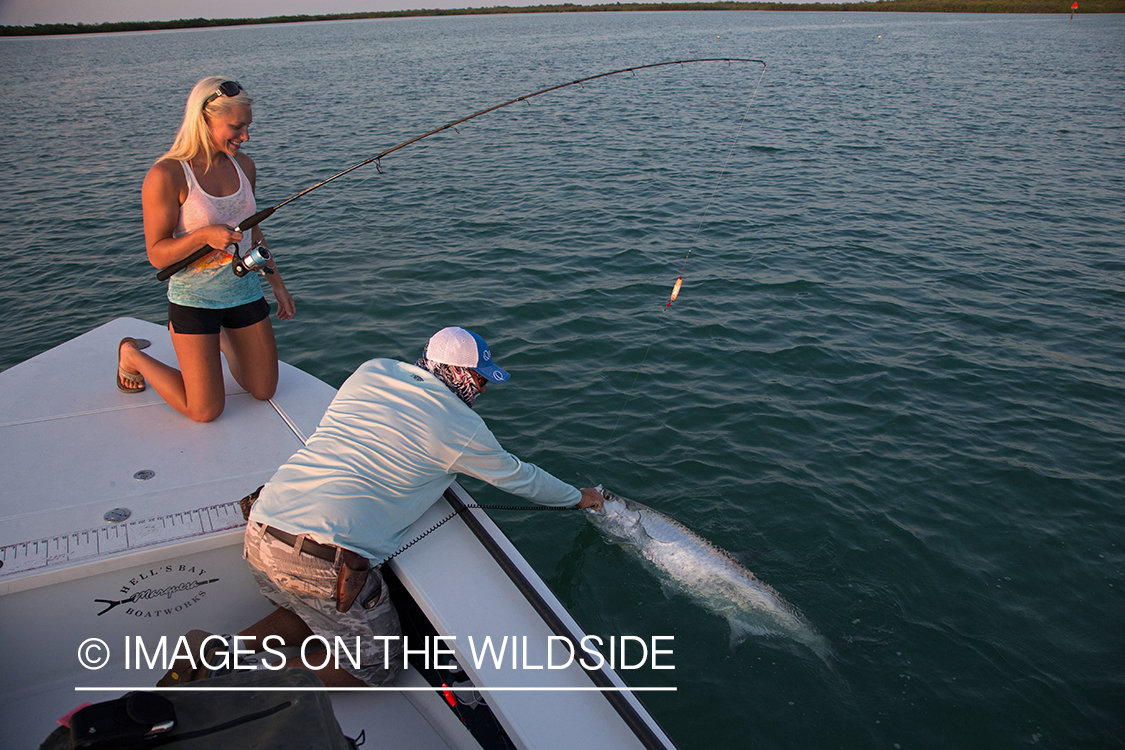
top-left (117, 337), bottom-right (147, 394)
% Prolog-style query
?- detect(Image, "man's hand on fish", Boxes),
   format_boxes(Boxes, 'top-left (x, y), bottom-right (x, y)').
top-left (576, 487), bottom-right (605, 511)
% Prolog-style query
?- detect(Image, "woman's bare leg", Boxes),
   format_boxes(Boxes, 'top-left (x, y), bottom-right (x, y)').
top-left (118, 331), bottom-right (226, 422)
top-left (222, 317), bottom-right (279, 401)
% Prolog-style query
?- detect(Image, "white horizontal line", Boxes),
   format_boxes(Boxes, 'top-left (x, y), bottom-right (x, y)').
top-left (76, 686), bottom-right (676, 692)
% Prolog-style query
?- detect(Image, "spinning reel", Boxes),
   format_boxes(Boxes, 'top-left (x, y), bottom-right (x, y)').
top-left (232, 240), bottom-right (274, 277)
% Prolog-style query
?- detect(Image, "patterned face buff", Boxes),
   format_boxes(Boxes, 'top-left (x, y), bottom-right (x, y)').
top-left (415, 352), bottom-right (484, 408)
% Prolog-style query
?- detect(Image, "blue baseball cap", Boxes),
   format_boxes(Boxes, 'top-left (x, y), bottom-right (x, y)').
top-left (426, 327), bottom-right (511, 383)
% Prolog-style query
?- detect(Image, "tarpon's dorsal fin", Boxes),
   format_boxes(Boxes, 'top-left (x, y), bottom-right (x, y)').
top-left (732, 548), bottom-right (772, 568)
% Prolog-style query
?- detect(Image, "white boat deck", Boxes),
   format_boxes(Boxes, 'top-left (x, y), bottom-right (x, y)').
top-left (0, 318), bottom-right (675, 750)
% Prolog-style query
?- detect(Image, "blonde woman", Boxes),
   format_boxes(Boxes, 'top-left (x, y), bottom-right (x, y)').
top-left (119, 77), bottom-right (295, 422)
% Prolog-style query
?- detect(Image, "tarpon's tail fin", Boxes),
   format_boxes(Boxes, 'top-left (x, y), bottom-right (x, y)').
top-left (728, 617), bottom-right (837, 668)
top-left (808, 634), bottom-right (837, 668)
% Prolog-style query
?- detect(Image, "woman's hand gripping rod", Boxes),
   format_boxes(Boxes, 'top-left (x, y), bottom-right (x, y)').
top-left (156, 206), bottom-right (277, 282)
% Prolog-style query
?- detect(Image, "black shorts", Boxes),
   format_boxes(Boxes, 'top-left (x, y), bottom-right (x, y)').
top-left (168, 298), bottom-right (270, 335)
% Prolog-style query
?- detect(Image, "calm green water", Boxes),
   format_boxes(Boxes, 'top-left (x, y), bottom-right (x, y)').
top-left (2, 11), bottom-right (1124, 749)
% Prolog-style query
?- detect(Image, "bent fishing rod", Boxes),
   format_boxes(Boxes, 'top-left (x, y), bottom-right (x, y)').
top-left (156, 57), bottom-right (766, 282)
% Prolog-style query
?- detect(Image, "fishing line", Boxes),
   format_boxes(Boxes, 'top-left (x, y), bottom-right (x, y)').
top-left (608, 61), bottom-right (766, 444)
top-left (664, 61), bottom-right (767, 310)
top-left (156, 58), bottom-right (766, 282)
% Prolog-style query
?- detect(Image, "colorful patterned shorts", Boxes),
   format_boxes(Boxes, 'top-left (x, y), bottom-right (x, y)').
top-left (244, 521), bottom-right (404, 686)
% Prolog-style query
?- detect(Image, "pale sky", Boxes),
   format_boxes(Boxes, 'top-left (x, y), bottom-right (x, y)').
top-left (0, 0), bottom-right (600, 27)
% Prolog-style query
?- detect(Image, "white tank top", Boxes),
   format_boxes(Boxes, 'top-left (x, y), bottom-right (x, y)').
top-left (167, 155), bottom-right (262, 309)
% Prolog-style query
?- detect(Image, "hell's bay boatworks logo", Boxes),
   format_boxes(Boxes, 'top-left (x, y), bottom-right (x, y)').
top-left (95, 563), bottom-right (218, 617)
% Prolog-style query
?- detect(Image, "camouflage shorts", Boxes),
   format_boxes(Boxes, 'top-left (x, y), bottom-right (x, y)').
top-left (244, 521), bottom-right (403, 686)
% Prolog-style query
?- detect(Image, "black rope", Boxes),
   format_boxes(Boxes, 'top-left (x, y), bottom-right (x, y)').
top-left (378, 502), bottom-right (578, 567)
top-left (240, 487), bottom-right (579, 567)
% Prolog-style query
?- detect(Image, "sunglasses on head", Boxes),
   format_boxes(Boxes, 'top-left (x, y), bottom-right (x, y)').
top-left (203, 81), bottom-right (242, 107)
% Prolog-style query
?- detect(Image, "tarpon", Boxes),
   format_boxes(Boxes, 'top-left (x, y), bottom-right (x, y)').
top-left (588, 487), bottom-right (833, 663)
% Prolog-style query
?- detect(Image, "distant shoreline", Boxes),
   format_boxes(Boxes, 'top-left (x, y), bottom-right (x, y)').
top-left (3, 1), bottom-right (1120, 37)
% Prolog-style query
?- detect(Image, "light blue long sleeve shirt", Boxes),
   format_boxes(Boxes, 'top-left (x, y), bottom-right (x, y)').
top-left (250, 358), bottom-right (580, 561)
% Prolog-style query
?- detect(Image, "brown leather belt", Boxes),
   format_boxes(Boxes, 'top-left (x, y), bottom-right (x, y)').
top-left (264, 526), bottom-right (337, 562)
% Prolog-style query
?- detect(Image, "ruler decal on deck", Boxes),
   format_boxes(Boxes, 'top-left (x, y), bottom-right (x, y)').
top-left (0, 501), bottom-right (246, 578)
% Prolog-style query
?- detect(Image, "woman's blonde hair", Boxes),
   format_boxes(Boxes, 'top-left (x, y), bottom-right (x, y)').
top-left (158, 76), bottom-right (253, 171)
